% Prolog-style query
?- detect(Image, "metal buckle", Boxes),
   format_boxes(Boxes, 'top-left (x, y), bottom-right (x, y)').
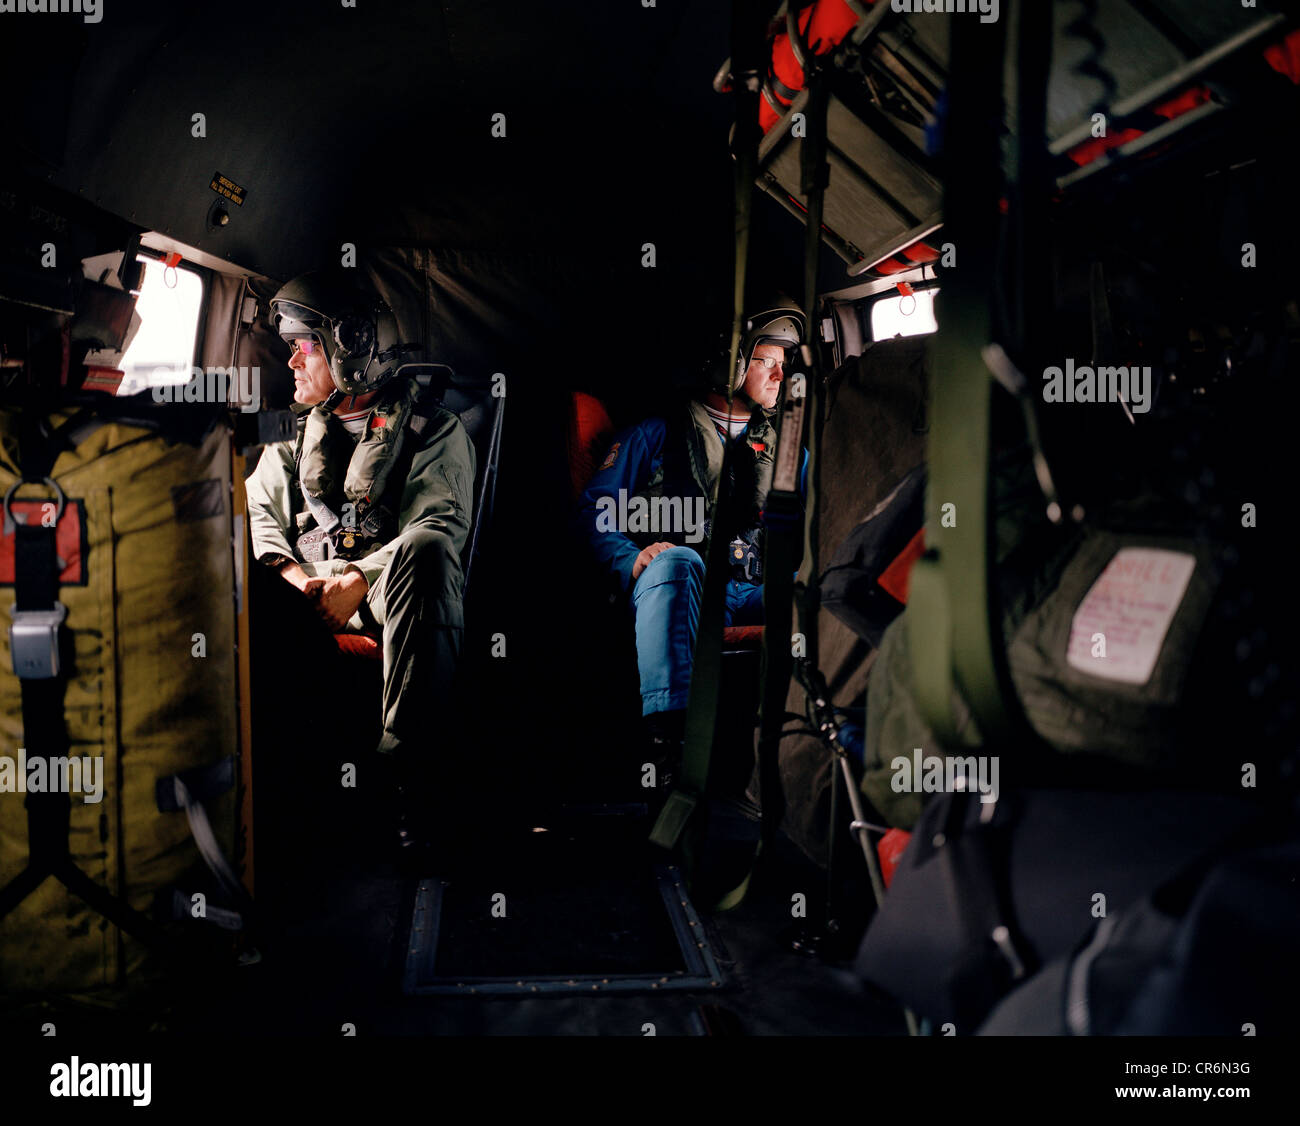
top-left (3, 477), bottom-right (66, 532)
top-left (9, 603), bottom-right (68, 680)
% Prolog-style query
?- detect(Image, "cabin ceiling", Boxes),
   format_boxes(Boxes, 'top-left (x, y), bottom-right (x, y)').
top-left (3, 0), bottom-right (729, 281)
top-left (2, 0), bottom-right (1296, 291)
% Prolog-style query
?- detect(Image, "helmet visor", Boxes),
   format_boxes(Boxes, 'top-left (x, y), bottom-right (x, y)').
top-left (270, 300), bottom-right (328, 342)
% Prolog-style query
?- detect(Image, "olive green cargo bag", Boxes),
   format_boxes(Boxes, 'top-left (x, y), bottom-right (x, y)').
top-left (0, 406), bottom-right (247, 1011)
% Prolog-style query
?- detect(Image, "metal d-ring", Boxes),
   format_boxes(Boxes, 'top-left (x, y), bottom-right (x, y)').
top-left (3, 477), bottom-right (66, 529)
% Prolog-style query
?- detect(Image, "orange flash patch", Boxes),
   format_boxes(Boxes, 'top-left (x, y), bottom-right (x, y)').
top-left (599, 442), bottom-right (621, 471)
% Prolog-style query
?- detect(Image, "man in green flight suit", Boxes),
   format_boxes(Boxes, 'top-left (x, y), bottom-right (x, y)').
top-left (245, 269), bottom-right (475, 846)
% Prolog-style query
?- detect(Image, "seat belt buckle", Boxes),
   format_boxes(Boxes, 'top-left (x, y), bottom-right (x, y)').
top-left (9, 603), bottom-right (68, 679)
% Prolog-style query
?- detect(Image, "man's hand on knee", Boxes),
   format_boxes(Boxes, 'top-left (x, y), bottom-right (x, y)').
top-left (632, 541), bottom-right (677, 582)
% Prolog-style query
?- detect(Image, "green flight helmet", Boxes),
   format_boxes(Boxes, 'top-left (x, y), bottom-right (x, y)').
top-left (269, 270), bottom-right (411, 397)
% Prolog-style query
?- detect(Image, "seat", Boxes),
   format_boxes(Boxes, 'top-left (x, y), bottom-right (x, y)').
top-left (569, 390), bottom-right (764, 653)
top-left (721, 623), bottom-right (764, 651)
top-left (568, 390), bottom-right (615, 502)
top-left (333, 364), bottom-right (505, 659)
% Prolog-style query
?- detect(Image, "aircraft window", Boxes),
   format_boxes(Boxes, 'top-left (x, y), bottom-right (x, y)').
top-left (870, 288), bottom-right (939, 341)
top-left (117, 256), bottom-right (204, 394)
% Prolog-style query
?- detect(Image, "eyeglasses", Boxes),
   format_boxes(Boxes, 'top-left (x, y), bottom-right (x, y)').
top-left (289, 338), bottom-right (319, 355)
top-left (749, 355), bottom-right (785, 371)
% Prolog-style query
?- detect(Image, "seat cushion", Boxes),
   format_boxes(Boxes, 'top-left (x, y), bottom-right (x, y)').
top-left (335, 633), bottom-right (382, 660)
top-left (722, 625), bottom-right (764, 647)
top-left (569, 391), bottom-right (614, 500)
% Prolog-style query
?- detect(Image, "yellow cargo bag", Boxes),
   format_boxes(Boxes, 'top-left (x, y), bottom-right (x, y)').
top-left (0, 407), bottom-right (245, 1010)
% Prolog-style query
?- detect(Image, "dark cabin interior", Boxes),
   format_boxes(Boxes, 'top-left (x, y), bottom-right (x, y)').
top-left (2, 0), bottom-right (1299, 1077)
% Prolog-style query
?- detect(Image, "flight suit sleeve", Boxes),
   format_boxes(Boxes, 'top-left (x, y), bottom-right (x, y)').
top-left (244, 440), bottom-right (303, 567)
top-left (577, 421), bottom-right (659, 595)
top-left (346, 410), bottom-right (477, 590)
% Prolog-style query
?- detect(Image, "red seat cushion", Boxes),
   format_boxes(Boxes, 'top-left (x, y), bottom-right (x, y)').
top-left (570, 391), bottom-right (615, 500)
top-left (723, 625), bottom-right (764, 647)
top-left (335, 633), bottom-right (382, 660)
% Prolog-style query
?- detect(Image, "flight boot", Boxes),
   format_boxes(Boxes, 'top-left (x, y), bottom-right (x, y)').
top-left (642, 708), bottom-right (686, 819)
top-left (370, 750), bottom-right (430, 863)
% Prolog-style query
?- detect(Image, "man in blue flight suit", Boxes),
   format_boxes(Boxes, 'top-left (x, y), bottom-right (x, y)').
top-left (579, 301), bottom-right (805, 775)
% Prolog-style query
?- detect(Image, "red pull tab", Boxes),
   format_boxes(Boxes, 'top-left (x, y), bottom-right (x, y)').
top-left (162, 251), bottom-right (183, 268)
top-left (878, 828), bottom-right (912, 890)
top-left (896, 281), bottom-right (915, 298)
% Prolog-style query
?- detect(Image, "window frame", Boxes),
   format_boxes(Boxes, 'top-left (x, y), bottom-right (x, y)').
top-left (118, 251), bottom-right (211, 393)
top-left (865, 281), bottom-right (941, 344)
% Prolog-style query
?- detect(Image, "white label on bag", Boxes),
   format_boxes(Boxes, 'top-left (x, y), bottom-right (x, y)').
top-left (1067, 548), bottom-right (1196, 685)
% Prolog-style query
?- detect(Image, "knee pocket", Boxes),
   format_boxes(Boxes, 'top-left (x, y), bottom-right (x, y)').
top-left (393, 528), bottom-right (459, 577)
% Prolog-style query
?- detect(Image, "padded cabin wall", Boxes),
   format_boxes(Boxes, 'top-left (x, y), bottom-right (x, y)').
top-left (197, 273), bottom-right (244, 374)
top-left (762, 336), bottom-right (930, 868)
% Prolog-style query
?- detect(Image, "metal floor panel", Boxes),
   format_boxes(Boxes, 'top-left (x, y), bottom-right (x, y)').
top-left (403, 865), bottom-right (725, 997)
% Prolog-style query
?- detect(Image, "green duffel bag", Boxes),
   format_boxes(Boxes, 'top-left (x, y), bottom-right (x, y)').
top-left (0, 402), bottom-right (248, 1018)
top-left (859, 468), bottom-right (1285, 829)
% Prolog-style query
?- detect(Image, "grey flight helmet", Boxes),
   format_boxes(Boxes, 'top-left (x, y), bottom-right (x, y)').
top-left (269, 270), bottom-right (411, 397)
top-left (731, 299), bottom-right (805, 393)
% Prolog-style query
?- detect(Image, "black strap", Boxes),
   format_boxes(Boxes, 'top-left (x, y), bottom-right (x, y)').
top-left (14, 520), bottom-right (59, 614)
top-left (11, 441), bottom-right (73, 867)
top-left (1, 436), bottom-right (74, 914)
